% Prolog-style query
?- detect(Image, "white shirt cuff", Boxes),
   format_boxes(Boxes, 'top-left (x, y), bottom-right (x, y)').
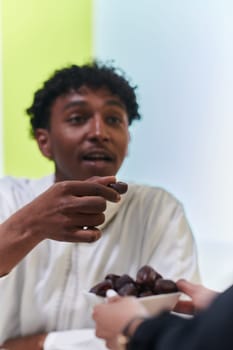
top-left (44, 329), bottom-right (107, 350)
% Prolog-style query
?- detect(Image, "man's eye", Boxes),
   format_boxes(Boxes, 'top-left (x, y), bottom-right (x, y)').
top-left (106, 116), bottom-right (122, 125)
top-left (68, 115), bottom-right (87, 124)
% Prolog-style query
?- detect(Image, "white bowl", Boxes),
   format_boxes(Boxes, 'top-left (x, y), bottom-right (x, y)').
top-left (83, 291), bottom-right (180, 316)
top-left (139, 292), bottom-right (180, 314)
top-left (84, 291), bottom-right (105, 308)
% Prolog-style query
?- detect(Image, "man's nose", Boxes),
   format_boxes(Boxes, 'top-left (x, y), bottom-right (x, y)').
top-left (88, 115), bottom-right (109, 141)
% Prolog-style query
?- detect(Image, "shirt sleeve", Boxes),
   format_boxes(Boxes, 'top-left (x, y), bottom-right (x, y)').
top-left (0, 269), bottom-right (22, 344)
top-left (141, 190), bottom-right (201, 283)
top-left (44, 329), bottom-right (107, 350)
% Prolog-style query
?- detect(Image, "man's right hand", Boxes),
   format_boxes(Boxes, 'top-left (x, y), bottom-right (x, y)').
top-left (0, 176), bottom-right (126, 275)
top-left (22, 175), bottom-right (123, 243)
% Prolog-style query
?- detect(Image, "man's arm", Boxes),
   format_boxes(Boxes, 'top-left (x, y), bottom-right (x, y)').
top-left (0, 176), bottom-right (121, 276)
top-left (1, 333), bottom-right (47, 350)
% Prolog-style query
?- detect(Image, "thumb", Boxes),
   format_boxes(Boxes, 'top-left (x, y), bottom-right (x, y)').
top-left (176, 279), bottom-right (200, 297)
top-left (107, 295), bottom-right (121, 304)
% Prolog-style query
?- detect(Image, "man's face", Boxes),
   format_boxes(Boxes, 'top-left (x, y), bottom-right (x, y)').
top-left (35, 86), bottom-right (130, 181)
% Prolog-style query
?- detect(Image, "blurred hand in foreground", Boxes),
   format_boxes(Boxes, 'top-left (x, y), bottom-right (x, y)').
top-left (93, 296), bottom-right (148, 349)
top-left (174, 279), bottom-right (219, 314)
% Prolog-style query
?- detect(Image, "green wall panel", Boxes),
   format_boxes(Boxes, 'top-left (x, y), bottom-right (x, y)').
top-left (2, 0), bottom-right (93, 177)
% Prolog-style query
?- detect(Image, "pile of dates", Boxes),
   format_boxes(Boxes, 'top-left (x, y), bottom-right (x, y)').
top-left (89, 265), bottom-right (178, 297)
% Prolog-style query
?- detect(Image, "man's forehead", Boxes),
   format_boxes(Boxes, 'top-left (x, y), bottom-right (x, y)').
top-left (58, 85), bottom-right (126, 109)
top-left (73, 85), bottom-right (123, 101)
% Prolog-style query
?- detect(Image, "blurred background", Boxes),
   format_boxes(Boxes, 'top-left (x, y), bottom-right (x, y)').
top-left (0, 0), bottom-right (232, 290)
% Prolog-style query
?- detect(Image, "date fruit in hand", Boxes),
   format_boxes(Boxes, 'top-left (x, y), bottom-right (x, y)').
top-left (89, 265), bottom-right (178, 297)
top-left (108, 182), bottom-right (128, 194)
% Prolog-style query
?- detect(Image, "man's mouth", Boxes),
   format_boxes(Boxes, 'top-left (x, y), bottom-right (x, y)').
top-left (82, 151), bottom-right (114, 162)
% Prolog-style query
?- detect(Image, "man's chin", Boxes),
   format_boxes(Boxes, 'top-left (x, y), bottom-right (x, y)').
top-left (85, 170), bottom-right (116, 179)
top-left (71, 170), bottom-right (116, 181)
top-left (80, 163), bottom-right (118, 179)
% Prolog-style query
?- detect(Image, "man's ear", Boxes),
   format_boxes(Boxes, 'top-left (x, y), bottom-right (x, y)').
top-left (34, 128), bottom-right (53, 160)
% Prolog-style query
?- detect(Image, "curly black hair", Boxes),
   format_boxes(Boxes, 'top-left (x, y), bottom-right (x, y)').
top-left (26, 61), bottom-right (141, 136)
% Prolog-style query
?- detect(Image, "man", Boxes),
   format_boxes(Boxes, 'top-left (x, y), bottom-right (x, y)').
top-left (93, 279), bottom-right (230, 350)
top-left (0, 61), bottom-right (200, 349)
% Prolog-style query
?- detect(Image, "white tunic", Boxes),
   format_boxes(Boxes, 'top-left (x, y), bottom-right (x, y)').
top-left (0, 176), bottom-right (200, 349)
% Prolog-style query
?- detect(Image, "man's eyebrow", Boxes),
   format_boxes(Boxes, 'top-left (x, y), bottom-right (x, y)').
top-left (63, 100), bottom-right (88, 110)
top-left (105, 99), bottom-right (126, 110)
top-left (62, 99), bottom-right (126, 111)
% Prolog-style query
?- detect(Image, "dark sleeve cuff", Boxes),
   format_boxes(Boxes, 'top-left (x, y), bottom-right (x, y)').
top-left (128, 312), bottom-right (187, 350)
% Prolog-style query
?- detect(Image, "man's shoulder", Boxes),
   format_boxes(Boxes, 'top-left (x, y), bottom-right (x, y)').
top-left (127, 183), bottom-right (181, 205)
top-left (0, 175), bottom-right (54, 198)
top-left (0, 175), bottom-right (55, 219)
top-left (0, 176), bottom-right (30, 190)
top-left (0, 175), bottom-right (54, 207)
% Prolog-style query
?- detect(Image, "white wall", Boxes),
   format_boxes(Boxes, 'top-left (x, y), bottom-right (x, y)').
top-left (94, 0), bottom-right (233, 290)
